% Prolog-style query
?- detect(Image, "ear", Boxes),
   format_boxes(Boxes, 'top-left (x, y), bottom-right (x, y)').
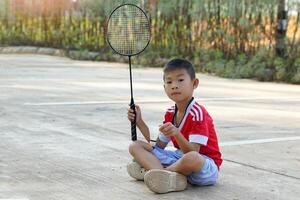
top-left (193, 78), bottom-right (199, 89)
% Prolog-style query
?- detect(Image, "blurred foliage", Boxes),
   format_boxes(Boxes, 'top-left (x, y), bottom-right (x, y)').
top-left (0, 0), bottom-right (300, 83)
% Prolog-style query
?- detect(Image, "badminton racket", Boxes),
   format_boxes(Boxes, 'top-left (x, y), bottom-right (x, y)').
top-left (106, 4), bottom-right (151, 141)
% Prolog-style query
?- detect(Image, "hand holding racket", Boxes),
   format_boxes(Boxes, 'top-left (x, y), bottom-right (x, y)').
top-left (106, 4), bottom-right (150, 141)
top-left (127, 104), bottom-right (142, 125)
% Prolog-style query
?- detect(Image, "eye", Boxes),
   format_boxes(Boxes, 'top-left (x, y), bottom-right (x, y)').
top-left (178, 79), bottom-right (184, 82)
top-left (166, 81), bottom-right (172, 84)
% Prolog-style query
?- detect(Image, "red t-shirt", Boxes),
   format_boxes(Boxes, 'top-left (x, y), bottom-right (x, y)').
top-left (159, 98), bottom-right (222, 169)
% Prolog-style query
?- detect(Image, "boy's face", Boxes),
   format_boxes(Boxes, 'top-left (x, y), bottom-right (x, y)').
top-left (163, 68), bottom-right (198, 104)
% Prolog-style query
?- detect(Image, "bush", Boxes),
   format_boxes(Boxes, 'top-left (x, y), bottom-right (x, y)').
top-left (236, 53), bottom-right (247, 65)
top-left (254, 62), bottom-right (270, 81)
top-left (274, 57), bottom-right (286, 81)
top-left (224, 60), bottom-right (236, 78)
top-left (238, 63), bottom-right (254, 78)
top-left (291, 58), bottom-right (300, 84)
top-left (291, 73), bottom-right (300, 84)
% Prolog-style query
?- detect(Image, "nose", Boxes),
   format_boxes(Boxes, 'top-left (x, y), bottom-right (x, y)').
top-left (171, 83), bottom-right (178, 90)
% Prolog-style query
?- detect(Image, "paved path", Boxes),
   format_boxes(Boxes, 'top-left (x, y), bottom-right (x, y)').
top-left (0, 54), bottom-right (300, 200)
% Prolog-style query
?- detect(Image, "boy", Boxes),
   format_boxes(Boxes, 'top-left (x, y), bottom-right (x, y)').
top-left (127, 58), bottom-right (222, 193)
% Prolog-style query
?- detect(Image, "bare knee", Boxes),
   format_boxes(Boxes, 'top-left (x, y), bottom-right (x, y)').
top-left (128, 140), bottom-right (152, 156)
top-left (129, 141), bottom-right (141, 156)
top-left (180, 151), bottom-right (204, 171)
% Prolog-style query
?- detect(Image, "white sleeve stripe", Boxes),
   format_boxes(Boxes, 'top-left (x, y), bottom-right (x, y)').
top-left (190, 109), bottom-right (195, 120)
top-left (189, 134), bottom-right (208, 145)
top-left (159, 133), bottom-right (170, 143)
top-left (191, 108), bottom-right (198, 121)
top-left (190, 111), bottom-right (195, 121)
top-left (194, 105), bottom-right (203, 121)
top-left (193, 104), bottom-right (203, 121)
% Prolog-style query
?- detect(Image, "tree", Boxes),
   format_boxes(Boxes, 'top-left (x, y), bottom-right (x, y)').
top-left (276, 0), bottom-right (287, 57)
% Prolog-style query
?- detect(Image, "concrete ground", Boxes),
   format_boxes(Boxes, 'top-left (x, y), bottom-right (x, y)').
top-left (0, 54), bottom-right (299, 200)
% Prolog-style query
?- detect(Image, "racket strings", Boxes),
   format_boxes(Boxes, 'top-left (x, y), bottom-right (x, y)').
top-left (107, 5), bottom-right (150, 56)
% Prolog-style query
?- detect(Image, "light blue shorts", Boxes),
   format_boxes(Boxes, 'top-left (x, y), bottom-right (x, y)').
top-left (151, 145), bottom-right (219, 186)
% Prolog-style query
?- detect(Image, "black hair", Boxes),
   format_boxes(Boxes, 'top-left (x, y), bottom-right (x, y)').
top-left (163, 58), bottom-right (195, 80)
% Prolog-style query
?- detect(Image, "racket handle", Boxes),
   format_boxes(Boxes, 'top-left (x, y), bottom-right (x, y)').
top-left (130, 100), bottom-right (137, 141)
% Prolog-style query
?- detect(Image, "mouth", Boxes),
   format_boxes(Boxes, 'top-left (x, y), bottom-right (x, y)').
top-left (171, 92), bottom-right (181, 96)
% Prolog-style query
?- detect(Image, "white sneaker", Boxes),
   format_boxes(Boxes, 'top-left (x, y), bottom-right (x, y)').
top-left (144, 169), bottom-right (187, 193)
top-left (127, 161), bottom-right (147, 181)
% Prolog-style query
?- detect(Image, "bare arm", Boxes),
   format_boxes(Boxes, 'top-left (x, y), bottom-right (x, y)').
top-left (136, 119), bottom-right (150, 142)
top-left (173, 133), bottom-right (200, 153)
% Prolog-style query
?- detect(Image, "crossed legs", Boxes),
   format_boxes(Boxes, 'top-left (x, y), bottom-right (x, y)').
top-left (128, 140), bottom-right (205, 175)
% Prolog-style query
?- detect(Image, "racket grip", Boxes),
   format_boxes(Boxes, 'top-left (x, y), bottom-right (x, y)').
top-left (130, 101), bottom-right (137, 141)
